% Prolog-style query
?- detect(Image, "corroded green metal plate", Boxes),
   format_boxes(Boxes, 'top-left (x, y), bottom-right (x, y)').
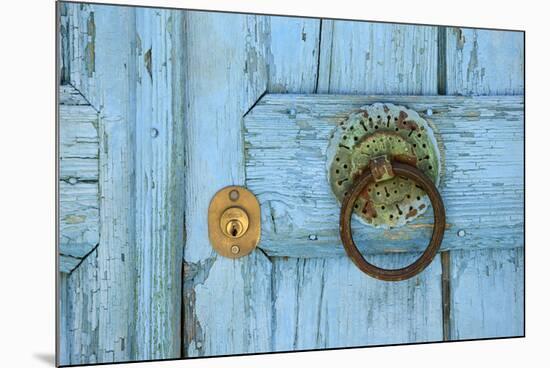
top-left (327, 103), bottom-right (442, 228)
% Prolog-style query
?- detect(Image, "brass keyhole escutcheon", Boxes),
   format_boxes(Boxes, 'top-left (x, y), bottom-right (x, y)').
top-left (208, 186), bottom-right (261, 258)
top-left (220, 207), bottom-right (249, 238)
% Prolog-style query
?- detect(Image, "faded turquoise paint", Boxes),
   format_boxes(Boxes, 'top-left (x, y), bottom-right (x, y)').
top-left (444, 27), bottom-right (524, 340)
top-left (58, 2), bottom-right (524, 366)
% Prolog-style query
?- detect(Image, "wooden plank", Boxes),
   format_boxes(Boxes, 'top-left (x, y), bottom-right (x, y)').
top-left (60, 3), bottom-right (184, 364)
top-left (182, 11), bottom-right (273, 357)
top-left (446, 28), bottom-right (524, 96)
top-left (244, 94), bottom-right (524, 257)
top-left (449, 248), bottom-right (524, 339)
top-left (444, 27), bottom-right (524, 340)
top-left (272, 254), bottom-right (443, 350)
top-left (59, 85), bottom-right (99, 273)
top-left (317, 20), bottom-right (438, 94)
top-left (133, 8), bottom-right (185, 360)
top-left (60, 4), bottom-right (138, 364)
top-left (266, 16), bottom-right (320, 93)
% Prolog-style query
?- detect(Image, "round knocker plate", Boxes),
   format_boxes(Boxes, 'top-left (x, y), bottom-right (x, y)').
top-left (327, 103), bottom-right (442, 228)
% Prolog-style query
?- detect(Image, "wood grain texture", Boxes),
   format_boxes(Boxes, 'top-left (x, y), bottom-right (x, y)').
top-left (59, 3), bottom-right (185, 364)
top-left (446, 28), bottom-right (524, 96)
top-left (444, 27), bottom-right (524, 340)
top-left (245, 94), bottom-right (524, 257)
top-left (60, 4), bottom-right (138, 364)
top-left (449, 248), bottom-right (524, 339)
top-left (317, 20), bottom-right (439, 94)
top-left (59, 85), bottom-right (99, 273)
top-left (266, 17), bottom-right (320, 93)
top-left (182, 11), bottom-right (274, 357)
top-left (272, 254), bottom-right (442, 350)
top-left (133, 9), bottom-right (185, 360)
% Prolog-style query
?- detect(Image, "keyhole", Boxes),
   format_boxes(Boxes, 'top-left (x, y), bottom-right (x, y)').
top-left (226, 220), bottom-right (243, 238)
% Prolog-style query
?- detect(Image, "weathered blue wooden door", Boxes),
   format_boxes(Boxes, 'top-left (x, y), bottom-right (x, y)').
top-left (58, 2), bottom-right (523, 365)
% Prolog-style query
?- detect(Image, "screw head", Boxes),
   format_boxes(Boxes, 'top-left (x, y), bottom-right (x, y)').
top-left (231, 245), bottom-right (240, 254)
top-left (229, 189), bottom-right (239, 201)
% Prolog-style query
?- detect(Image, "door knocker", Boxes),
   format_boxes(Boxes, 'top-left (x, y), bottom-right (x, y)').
top-left (328, 103), bottom-right (446, 281)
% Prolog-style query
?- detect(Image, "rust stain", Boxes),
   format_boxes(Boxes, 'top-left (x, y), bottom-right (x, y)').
top-left (393, 153), bottom-right (417, 166)
top-left (405, 208), bottom-right (418, 219)
top-left (361, 199), bottom-right (377, 220)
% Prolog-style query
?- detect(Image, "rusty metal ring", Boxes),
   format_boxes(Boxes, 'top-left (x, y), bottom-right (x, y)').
top-left (339, 161), bottom-right (445, 281)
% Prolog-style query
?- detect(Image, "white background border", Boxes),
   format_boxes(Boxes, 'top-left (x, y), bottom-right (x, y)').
top-left (0, 0), bottom-right (545, 367)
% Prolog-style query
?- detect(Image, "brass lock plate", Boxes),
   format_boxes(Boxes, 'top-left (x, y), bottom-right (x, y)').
top-left (208, 186), bottom-right (261, 258)
top-left (327, 103), bottom-right (442, 228)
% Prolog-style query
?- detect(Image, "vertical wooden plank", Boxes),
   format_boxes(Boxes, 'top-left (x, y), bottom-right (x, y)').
top-left (449, 248), bottom-right (524, 339)
top-left (58, 274), bottom-right (69, 364)
top-left (273, 255), bottom-right (443, 351)
top-left (61, 4), bottom-right (138, 364)
top-left (134, 8), bottom-right (185, 360)
top-left (60, 3), bottom-right (186, 364)
top-left (446, 28), bottom-right (524, 96)
top-left (182, 12), bottom-right (273, 356)
top-left (266, 17), bottom-right (320, 93)
top-left (445, 27), bottom-right (524, 340)
top-left (317, 21), bottom-right (439, 94)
